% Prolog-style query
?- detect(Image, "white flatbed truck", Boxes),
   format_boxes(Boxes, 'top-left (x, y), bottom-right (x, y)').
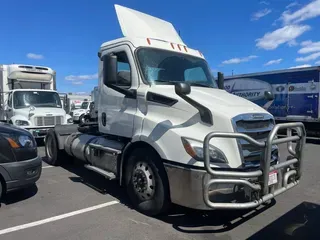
top-left (44, 4), bottom-right (306, 216)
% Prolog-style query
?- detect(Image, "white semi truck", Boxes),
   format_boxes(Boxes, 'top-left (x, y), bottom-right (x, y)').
top-left (0, 64), bottom-right (73, 138)
top-left (44, 5), bottom-right (306, 216)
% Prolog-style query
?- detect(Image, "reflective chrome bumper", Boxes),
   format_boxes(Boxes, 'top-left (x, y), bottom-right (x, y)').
top-left (202, 122), bottom-right (306, 210)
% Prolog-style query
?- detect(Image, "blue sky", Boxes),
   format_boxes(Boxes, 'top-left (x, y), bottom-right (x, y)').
top-left (1, 0), bottom-right (320, 93)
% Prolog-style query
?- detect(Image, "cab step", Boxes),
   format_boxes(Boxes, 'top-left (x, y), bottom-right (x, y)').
top-left (84, 165), bottom-right (116, 180)
top-left (89, 143), bottom-right (122, 155)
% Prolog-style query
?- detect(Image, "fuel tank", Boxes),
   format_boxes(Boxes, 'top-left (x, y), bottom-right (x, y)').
top-left (64, 133), bottom-right (124, 173)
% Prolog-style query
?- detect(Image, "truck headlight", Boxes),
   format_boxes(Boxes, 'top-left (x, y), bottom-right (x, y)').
top-left (4, 134), bottom-right (35, 148)
top-left (181, 137), bottom-right (228, 163)
top-left (15, 120), bottom-right (29, 126)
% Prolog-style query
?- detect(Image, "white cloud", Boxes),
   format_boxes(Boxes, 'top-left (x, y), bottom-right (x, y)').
top-left (315, 60), bottom-right (320, 65)
top-left (27, 53), bottom-right (44, 60)
top-left (264, 58), bottom-right (283, 66)
top-left (260, 1), bottom-right (270, 5)
top-left (289, 64), bottom-right (312, 68)
top-left (256, 24), bottom-right (310, 50)
top-left (286, 2), bottom-right (299, 9)
top-left (288, 39), bottom-right (298, 47)
top-left (65, 73), bottom-right (98, 81)
top-left (296, 52), bottom-right (320, 62)
top-left (298, 40), bottom-right (320, 54)
top-left (222, 55), bottom-right (258, 64)
top-left (280, 0), bottom-right (320, 25)
top-left (251, 8), bottom-right (272, 21)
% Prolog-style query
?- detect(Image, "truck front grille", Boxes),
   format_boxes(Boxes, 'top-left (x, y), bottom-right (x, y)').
top-left (35, 116), bottom-right (63, 126)
top-left (232, 114), bottom-right (277, 167)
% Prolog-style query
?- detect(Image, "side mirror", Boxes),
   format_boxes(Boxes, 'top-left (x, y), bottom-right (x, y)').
top-left (264, 91), bottom-right (274, 101)
top-left (103, 54), bottom-right (118, 86)
top-left (217, 72), bottom-right (224, 90)
top-left (175, 82), bottom-right (191, 96)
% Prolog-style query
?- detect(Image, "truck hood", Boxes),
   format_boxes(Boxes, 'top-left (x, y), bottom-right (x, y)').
top-left (14, 107), bottom-right (66, 117)
top-left (72, 109), bottom-right (87, 115)
top-left (148, 85), bottom-right (270, 119)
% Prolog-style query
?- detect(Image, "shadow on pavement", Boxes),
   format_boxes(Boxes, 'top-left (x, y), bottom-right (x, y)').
top-left (248, 201), bottom-right (320, 239)
top-left (47, 158), bottom-right (133, 209)
top-left (43, 156), bottom-right (280, 235)
top-left (1, 184), bottom-right (38, 206)
top-left (43, 154), bottom-right (317, 238)
top-left (157, 199), bottom-right (276, 234)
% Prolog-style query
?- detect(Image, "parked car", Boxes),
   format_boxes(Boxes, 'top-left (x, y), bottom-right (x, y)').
top-left (0, 122), bottom-right (41, 199)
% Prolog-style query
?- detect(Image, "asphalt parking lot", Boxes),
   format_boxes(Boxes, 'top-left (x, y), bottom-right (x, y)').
top-left (0, 142), bottom-right (320, 240)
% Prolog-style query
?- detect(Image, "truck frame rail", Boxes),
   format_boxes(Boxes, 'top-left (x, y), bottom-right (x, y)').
top-left (202, 122), bottom-right (306, 209)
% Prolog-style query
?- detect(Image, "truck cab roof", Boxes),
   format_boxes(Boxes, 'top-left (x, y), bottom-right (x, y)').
top-left (10, 89), bottom-right (58, 92)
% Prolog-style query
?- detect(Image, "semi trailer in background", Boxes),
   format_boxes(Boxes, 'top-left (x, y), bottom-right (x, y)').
top-left (224, 66), bottom-right (320, 136)
top-left (0, 64), bottom-right (72, 138)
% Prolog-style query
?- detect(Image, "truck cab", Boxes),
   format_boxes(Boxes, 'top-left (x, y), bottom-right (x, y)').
top-left (0, 64), bottom-right (73, 138)
top-left (45, 4), bottom-right (306, 216)
top-left (71, 100), bottom-right (93, 123)
top-left (5, 89), bottom-right (73, 138)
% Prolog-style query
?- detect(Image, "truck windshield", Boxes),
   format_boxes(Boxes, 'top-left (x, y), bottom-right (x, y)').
top-left (13, 91), bottom-right (62, 109)
top-left (136, 48), bottom-right (217, 88)
top-left (80, 102), bottom-right (89, 109)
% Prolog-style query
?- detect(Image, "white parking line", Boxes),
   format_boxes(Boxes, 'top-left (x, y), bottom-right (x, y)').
top-left (42, 165), bottom-right (54, 169)
top-left (0, 200), bottom-right (119, 236)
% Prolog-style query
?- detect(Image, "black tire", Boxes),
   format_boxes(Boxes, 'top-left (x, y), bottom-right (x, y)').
top-left (79, 114), bottom-right (85, 124)
top-left (125, 148), bottom-right (170, 216)
top-left (45, 131), bottom-right (65, 166)
top-left (0, 179), bottom-right (3, 201)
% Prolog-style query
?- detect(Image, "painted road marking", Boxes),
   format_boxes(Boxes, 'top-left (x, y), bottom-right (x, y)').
top-left (0, 200), bottom-right (119, 236)
top-left (42, 166), bottom-right (54, 169)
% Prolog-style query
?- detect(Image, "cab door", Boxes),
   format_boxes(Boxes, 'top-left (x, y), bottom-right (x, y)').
top-left (98, 44), bottom-right (138, 138)
top-left (5, 92), bottom-right (13, 120)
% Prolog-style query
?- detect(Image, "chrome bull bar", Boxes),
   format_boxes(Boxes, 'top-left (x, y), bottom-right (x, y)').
top-left (202, 122), bottom-right (306, 210)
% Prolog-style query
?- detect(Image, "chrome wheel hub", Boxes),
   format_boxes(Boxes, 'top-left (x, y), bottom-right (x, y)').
top-left (132, 162), bottom-right (155, 200)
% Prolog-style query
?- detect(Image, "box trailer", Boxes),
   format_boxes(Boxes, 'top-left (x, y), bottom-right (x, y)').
top-left (224, 67), bottom-right (320, 123)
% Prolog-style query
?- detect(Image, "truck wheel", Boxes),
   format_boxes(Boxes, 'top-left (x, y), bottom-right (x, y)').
top-left (45, 131), bottom-right (64, 166)
top-left (125, 148), bottom-right (170, 216)
top-left (79, 115), bottom-right (85, 124)
top-left (0, 179), bottom-right (3, 200)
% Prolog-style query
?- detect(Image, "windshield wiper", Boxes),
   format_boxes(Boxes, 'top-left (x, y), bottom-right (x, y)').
top-left (152, 80), bottom-right (213, 88)
top-left (153, 80), bottom-right (181, 83)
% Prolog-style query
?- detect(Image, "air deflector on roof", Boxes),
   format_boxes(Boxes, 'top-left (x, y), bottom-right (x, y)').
top-left (114, 4), bottom-right (185, 45)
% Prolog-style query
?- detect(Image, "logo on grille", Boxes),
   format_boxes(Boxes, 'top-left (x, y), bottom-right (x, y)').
top-left (251, 114), bottom-right (264, 120)
top-left (46, 113), bottom-right (53, 116)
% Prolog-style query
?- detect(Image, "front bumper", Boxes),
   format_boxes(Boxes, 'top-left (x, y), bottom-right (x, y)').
top-left (165, 122), bottom-right (306, 210)
top-left (25, 128), bottom-right (53, 138)
top-left (1, 156), bottom-right (42, 192)
top-left (73, 116), bottom-right (80, 121)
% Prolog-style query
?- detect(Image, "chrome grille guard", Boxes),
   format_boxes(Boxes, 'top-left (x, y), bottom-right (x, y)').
top-left (202, 122), bottom-right (306, 209)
